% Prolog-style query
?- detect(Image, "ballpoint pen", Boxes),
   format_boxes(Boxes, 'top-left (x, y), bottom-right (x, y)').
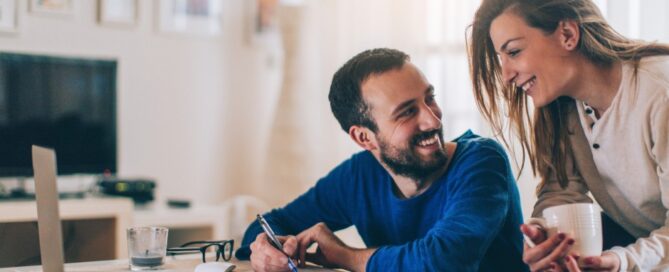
top-left (257, 214), bottom-right (299, 272)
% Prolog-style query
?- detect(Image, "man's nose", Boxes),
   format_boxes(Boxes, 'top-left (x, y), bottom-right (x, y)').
top-left (418, 106), bottom-right (441, 131)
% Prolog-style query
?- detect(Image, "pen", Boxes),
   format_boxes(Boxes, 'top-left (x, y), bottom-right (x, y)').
top-left (257, 214), bottom-right (299, 272)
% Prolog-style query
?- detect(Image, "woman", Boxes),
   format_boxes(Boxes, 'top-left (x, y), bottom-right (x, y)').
top-left (469, 0), bottom-right (669, 271)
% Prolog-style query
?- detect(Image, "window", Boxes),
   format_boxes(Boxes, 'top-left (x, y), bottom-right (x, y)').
top-left (602, 0), bottom-right (669, 42)
top-left (421, 0), bottom-right (483, 139)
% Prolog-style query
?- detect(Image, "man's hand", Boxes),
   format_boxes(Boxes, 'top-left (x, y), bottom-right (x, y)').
top-left (249, 233), bottom-right (298, 272)
top-left (295, 223), bottom-right (348, 268)
top-left (561, 252), bottom-right (620, 272)
top-left (295, 222), bottom-right (374, 272)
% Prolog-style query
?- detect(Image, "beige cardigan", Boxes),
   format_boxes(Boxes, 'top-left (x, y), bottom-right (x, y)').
top-left (531, 57), bottom-right (669, 271)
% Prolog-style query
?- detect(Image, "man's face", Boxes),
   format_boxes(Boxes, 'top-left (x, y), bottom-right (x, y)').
top-left (361, 62), bottom-right (447, 180)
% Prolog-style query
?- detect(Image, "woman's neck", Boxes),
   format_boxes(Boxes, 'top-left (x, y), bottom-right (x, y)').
top-left (569, 59), bottom-right (623, 117)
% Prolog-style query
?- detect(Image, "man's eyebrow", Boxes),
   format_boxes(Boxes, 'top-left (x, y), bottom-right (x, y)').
top-left (425, 85), bottom-right (434, 95)
top-left (499, 37), bottom-right (524, 52)
top-left (391, 98), bottom-right (416, 117)
top-left (391, 85), bottom-right (435, 117)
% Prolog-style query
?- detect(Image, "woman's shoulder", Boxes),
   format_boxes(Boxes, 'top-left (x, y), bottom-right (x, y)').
top-left (632, 56), bottom-right (669, 97)
top-left (637, 56), bottom-right (669, 86)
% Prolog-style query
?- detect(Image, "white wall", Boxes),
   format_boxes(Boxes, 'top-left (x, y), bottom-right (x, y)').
top-left (0, 0), bottom-right (282, 204)
top-left (8, 0), bottom-right (664, 221)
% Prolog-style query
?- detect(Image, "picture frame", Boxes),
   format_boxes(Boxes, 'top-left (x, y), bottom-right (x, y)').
top-left (255, 0), bottom-right (278, 34)
top-left (98, 0), bottom-right (137, 27)
top-left (29, 0), bottom-right (75, 16)
top-left (158, 0), bottom-right (222, 36)
top-left (244, 0), bottom-right (279, 45)
top-left (0, 0), bottom-right (17, 33)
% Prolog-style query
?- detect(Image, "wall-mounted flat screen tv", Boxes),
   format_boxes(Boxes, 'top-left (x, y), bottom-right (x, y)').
top-left (0, 53), bottom-right (117, 177)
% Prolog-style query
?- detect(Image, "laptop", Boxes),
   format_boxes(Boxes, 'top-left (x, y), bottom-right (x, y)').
top-left (31, 145), bottom-right (65, 272)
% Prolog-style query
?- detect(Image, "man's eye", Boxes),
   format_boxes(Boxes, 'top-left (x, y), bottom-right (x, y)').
top-left (426, 94), bottom-right (436, 104)
top-left (401, 108), bottom-right (416, 117)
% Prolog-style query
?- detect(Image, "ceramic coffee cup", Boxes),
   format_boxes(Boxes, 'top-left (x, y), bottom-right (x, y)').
top-left (528, 203), bottom-right (602, 258)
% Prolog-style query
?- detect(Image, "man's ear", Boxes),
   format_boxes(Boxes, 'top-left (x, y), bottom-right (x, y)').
top-left (349, 125), bottom-right (377, 151)
top-left (557, 20), bottom-right (580, 51)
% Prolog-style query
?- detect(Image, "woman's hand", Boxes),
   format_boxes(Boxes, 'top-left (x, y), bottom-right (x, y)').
top-left (561, 252), bottom-right (620, 272)
top-left (521, 223), bottom-right (575, 271)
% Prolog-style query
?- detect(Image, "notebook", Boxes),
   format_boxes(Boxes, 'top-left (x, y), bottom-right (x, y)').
top-left (31, 145), bottom-right (65, 272)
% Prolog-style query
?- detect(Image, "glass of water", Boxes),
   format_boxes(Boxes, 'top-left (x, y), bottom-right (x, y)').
top-left (127, 226), bottom-right (169, 270)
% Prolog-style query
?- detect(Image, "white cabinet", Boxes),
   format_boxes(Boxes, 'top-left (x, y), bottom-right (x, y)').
top-left (0, 197), bottom-right (133, 267)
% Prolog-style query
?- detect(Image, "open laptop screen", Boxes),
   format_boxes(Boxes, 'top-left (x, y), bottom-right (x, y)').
top-left (31, 145), bottom-right (65, 272)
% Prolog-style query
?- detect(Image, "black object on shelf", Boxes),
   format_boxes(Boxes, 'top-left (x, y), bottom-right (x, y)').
top-left (167, 199), bottom-right (191, 209)
top-left (98, 178), bottom-right (156, 204)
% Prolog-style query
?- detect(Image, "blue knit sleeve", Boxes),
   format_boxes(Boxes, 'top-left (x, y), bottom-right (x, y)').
top-left (367, 143), bottom-right (514, 271)
top-left (235, 153), bottom-right (363, 260)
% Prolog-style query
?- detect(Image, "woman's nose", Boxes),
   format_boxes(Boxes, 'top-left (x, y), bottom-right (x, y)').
top-left (500, 60), bottom-right (518, 84)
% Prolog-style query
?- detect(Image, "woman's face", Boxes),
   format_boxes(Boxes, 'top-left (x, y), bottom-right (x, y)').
top-left (489, 11), bottom-right (578, 108)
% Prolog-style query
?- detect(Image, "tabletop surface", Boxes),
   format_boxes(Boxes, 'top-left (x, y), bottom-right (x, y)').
top-left (0, 254), bottom-right (336, 272)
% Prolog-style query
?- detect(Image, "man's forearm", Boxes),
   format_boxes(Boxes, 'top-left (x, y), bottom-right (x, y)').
top-left (340, 247), bottom-right (376, 272)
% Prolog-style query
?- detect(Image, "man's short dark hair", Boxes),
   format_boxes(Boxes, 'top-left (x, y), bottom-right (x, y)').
top-left (329, 48), bottom-right (410, 133)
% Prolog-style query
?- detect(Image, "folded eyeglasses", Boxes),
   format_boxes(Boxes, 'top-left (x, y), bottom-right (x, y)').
top-left (166, 240), bottom-right (234, 263)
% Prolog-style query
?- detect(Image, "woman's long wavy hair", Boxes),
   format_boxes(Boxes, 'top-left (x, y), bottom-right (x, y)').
top-left (468, 0), bottom-right (669, 192)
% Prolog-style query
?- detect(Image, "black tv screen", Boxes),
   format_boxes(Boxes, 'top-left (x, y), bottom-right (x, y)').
top-left (0, 53), bottom-right (117, 177)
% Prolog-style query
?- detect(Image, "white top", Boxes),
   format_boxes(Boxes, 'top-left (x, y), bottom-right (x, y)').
top-left (575, 56), bottom-right (669, 271)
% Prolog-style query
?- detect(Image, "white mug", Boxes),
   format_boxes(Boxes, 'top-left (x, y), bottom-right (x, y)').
top-left (528, 203), bottom-right (602, 258)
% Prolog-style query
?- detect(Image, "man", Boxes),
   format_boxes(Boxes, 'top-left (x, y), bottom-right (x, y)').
top-left (235, 48), bottom-right (528, 271)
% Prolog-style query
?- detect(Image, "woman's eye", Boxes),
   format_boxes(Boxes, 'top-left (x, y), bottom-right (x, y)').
top-left (508, 49), bottom-right (520, 57)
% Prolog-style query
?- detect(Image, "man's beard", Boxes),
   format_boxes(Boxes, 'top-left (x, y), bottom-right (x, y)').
top-left (378, 128), bottom-right (448, 183)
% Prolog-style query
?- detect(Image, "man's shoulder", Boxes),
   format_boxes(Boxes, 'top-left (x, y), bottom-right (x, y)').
top-left (347, 150), bottom-right (378, 166)
top-left (329, 150), bottom-right (382, 177)
top-left (445, 131), bottom-right (515, 187)
top-left (453, 130), bottom-right (506, 157)
top-left (316, 150), bottom-right (386, 194)
top-left (448, 131), bottom-right (511, 178)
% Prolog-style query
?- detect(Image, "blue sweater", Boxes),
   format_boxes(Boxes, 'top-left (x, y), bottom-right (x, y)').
top-left (236, 131), bottom-right (528, 271)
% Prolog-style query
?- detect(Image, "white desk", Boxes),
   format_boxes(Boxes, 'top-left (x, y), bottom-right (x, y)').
top-left (0, 197), bottom-right (232, 267)
top-left (0, 255), bottom-right (242, 272)
top-left (0, 255), bottom-right (335, 272)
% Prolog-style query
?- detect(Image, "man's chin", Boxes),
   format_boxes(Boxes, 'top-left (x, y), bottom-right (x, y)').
top-left (414, 145), bottom-right (446, 159)
top-left (381, 155), bottom-right (448, 180)
top-left (423, 152), bottom-right (448, 168)
top-left (419, 160), bottom-right (447, 172)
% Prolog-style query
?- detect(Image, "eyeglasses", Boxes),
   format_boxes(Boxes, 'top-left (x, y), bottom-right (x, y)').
top-left (166, 240), bottom-right (234, 263)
